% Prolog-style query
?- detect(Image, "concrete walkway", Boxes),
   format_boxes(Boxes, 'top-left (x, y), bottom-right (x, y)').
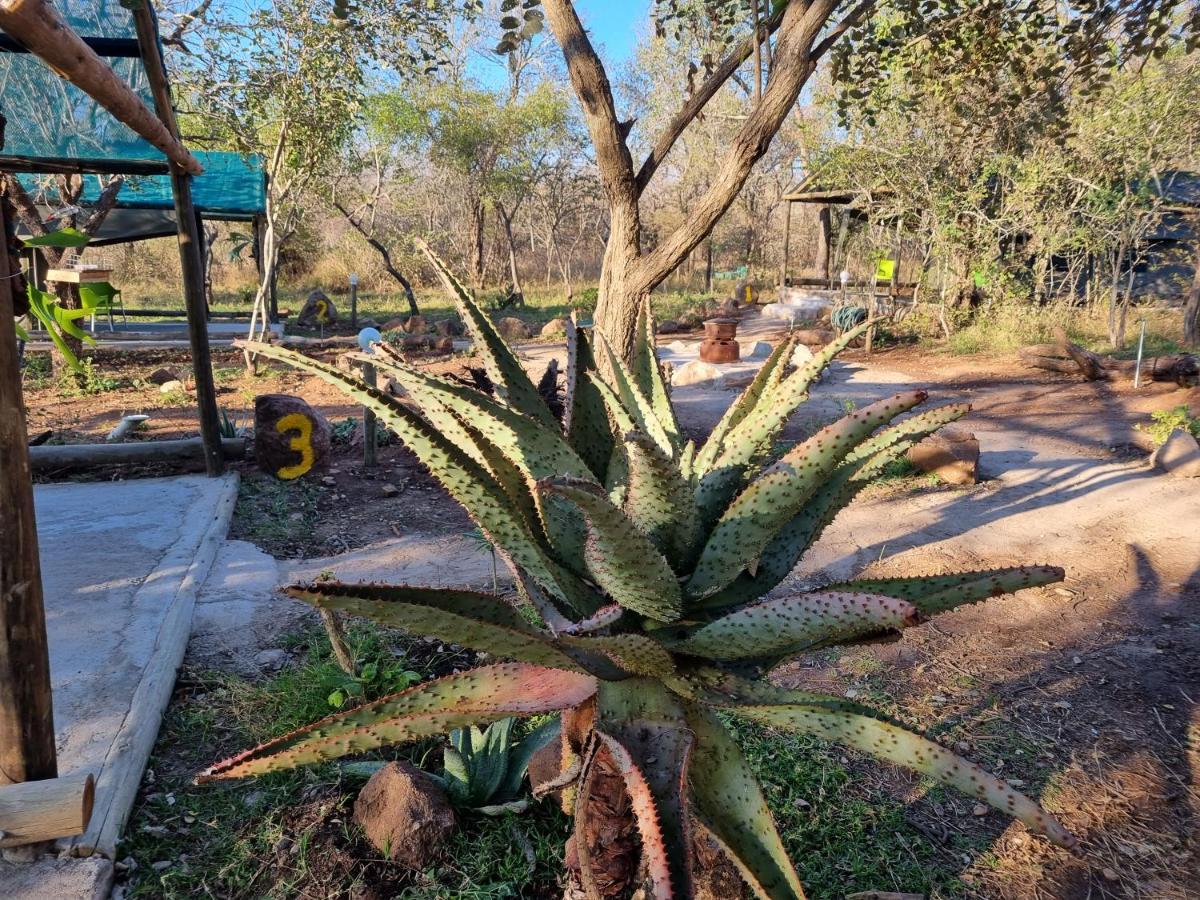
top-left (0, 474), bottom-right (238, 897)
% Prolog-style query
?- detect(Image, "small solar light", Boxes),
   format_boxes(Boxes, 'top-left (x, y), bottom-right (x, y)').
top-left (357, 326), bottom-right (381, 354)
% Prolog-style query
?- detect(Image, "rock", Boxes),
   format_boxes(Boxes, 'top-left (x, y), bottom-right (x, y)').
top-left (732, 279), bottom-right (760, 305)
top-left (672, 360), bottom-right (727, 389)
top-left (402, 315), bottom-right (427, 334)
top-left (434, 318), bottom-right (465, 337)
top-left (657, 319), bottom-right (680, 335)
top-left (495, 317), bottom-right (532, 342)
top-left (1150, 429), bottom-right (1200, 477)
top-left (666, 340), bottom-right (690, 354)
top-left (793, 327), bottom-right (834, 345)
top-left (381, 318), bottom-right (406, 333)
top-left (254, 394), bottom-right (332, 480)
top-left (0, 855), bottom-right (114, 900)
top-left (677, 312), bottom-right (705, 330)
top-left (254, 649), bottom-right (288, 670)
top-left (431, 336), bottom-right (454, 353)
top-left (381, 483), bottom-right (400, 497)
top-left (742, 340), bottom-right (772, 360)
top-left (353, 760), bottom-right (456, 869)
top-left (540, 317), bottom-right (570, 338)
top-left (147, 366), bottom-right (182, 386)
top-left (907, 426), bottom-right (980, 485)
top-left (295, 289), bottom-right (337, 327)
top-left (158, 379), bottom-right (186, 394)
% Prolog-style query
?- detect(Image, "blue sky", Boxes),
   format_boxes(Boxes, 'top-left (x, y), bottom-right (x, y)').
top-left (575, 0), bottom-right (653, 67)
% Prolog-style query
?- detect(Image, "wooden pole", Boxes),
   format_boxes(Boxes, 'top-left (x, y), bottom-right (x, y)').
top-left (29, 437), bottom-right (246, 471)
top-left (0, 0), bottom-right (202, 175)
top-left (362, 362), bottom-right (377, 468)
top-left (0, 773), bottom-right (93, 847)
top-left (779, 200), bottom-right (791, 288)
top-left (0, 181), bottom-right (58, 790)
top-left (350, 275), bottom-right (358, 330)
top-left (132, 4), bottom-right (224, 476)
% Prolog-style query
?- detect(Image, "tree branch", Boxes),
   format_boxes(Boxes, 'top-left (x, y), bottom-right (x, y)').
top-left (79, 175), bottom-right (124, 236)
top-left (333, 199), bottom-right (419, 316)
top-left (635, 3), bottom-right (787, 196)
top-left (811, 0), bottom-right (877, 62)
top-left (634, 0), bottom-right (840, 293)
top-left (541, 0), bottom-right (637, 209)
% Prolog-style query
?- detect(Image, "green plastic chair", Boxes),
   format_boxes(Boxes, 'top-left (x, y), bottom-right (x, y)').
top-left (78, 281), bottom-right (124, 331)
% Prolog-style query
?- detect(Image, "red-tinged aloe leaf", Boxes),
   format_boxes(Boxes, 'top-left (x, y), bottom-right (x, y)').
top-left (415, 238), bottom-right (558, 428)
top-left (825, 565), bottom-right (1066, 616)
top-left (685, 704), bottom-right (806, 900)
top-left (540, 477), bottom-right (683, 623)
top-left (285, 583), bottom-right (586, 673)
top-left (197, 664), bottom-right (597, 782)
top-left (560, 633), bottom-right (676, 679)
top-left (726, 704), bottom-right (1077, 849)
top-left (594, 679), bottom-right (694, 899)
top-left (671, 591), bottom-right (919, 661)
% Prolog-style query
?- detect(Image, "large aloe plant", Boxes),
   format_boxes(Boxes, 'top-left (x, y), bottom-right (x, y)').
top-left (202, 247), bottom-right (1074, 897)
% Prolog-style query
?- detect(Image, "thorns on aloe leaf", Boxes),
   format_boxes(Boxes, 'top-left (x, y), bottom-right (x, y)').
top-left (213, 248), bottom-right (1076, 898)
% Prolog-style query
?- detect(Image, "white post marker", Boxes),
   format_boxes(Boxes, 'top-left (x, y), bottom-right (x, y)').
top-left (1134, 319), bottom-right (1147, 389)
top-left (357, 326), bottom-right (381, 466)
top-left (349, 272), bottom-right (360, 329)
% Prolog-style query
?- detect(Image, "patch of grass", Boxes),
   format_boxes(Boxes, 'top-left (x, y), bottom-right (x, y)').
top-left (231, 475), bottom-right (321, 546)
top-left (121, 623), bottom-right (569, 898)
top-left (59, 358), bottom-right (125, 396)
top-left (729, 716), bottom-right (969, 898)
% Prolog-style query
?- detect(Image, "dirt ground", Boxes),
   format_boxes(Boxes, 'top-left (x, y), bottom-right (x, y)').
top-left (26, 329), bottom-right (1200, 898)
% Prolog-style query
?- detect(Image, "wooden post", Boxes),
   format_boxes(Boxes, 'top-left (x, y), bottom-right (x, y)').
top-left (132, 4), bottom-right (223, 477)
top-left (350, 274), bottom-right (358, 330)
top-left (362, 362), bottom-right (377, 468)
top-left (779, 200), bottom-right (791, 288)
top-left (0, 185), bottom-right (58, 790)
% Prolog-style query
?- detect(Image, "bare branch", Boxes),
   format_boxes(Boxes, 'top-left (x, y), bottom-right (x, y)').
top-left (811, 0), bottom-right (877, 62)
top-left (635, 3), bottom-right (787, 196)
top-left (162, 0), bottom-right (215, 51)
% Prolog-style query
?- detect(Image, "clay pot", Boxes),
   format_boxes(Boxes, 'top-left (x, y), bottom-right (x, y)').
top-left (703, 317), bottom-right (739, 341)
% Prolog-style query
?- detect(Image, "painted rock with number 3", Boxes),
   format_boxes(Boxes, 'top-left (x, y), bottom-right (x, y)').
top-left (254, 394), bottom-right (332, 480)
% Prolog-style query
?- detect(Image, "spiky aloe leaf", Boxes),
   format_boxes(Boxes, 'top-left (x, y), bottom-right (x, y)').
top-left (197, 664), bottom-right (597, 781)
top-left (593, 330), bottom-right (676, 457)
top-left (827, 565), bottom-right (1066, 615)
top-left (724, 703), bottom-right (1077, 849)
top-left (671, 591), bottom-right (919, 660)
top-left (565, 324), bottom-right (614, 480)
top-left (416, 238), bottom-right (557, 428)
top-left (632, 297), bottom-right (682, 450)
top-left (592, 680), bottom-right (694, 899)
top-left (622, 431), bottom-right (701, 569)
top-left (561, 633), bottom-right (677, 679)
top-left (685, 705), bottom-right (806, 900)
top-left (541, 478), bottom-right (683, 623)
top-left (671, 664), bottom-right (895, 721)
top-left (696, 320), bottom-right (873, 506)
top-left (285, 583), bottom-right (586, 673)
top-left (236, 342), bottom-right (587, 616)
top-left (691, 333), bottom-right (799, 479)
top-left (688, 391), bottom-right (930, 600)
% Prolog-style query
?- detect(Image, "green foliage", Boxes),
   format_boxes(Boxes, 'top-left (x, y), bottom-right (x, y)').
top-left (436, 716), bottom-right (560, 814)
top-left (206, 248), bottom-right (1073, 897)
top-left (1136, 405), bottom-right (1200, 446)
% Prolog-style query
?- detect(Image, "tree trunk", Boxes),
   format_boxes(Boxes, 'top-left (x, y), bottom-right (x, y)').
top-left (333, 201), bottom-right (419, 316)
top-left (496, 202), bottom-right (524, 301)
top-left (470, 196), bottom-right (486, 290)
top-left (1183, 244), bottom-right (1200, 347)
top-left (1108, 245), bottom-right (1128, 349)
top-left (816, 205), bottom-right (832, 284)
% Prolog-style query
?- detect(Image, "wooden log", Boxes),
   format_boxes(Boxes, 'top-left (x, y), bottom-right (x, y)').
top-left (0, 0), bottom-right (203, 175)
top-left (1053, 327), bottom-right (1105, 380)
top-left (0, 186), bottom-right (58, 789)
top-left (0, 773), bottom-right (94, 847)
top-left (29, 437), bottom-right (245, 471)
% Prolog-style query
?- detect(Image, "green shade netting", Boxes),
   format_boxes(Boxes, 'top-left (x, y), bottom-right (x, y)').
top-left (0, 0), bottom-right (167, 166)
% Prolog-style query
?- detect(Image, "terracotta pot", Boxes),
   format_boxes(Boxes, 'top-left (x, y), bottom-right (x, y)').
top-left (703, 317), bottom-right (738, 341)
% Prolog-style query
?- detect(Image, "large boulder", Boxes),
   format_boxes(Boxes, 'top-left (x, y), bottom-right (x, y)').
top-left (540, 317), bottom-right (570, 338)
top-left (496, 317), bottom-right (532, 342)
top-left (401, 314), bottom-right (427, 334)
top-left (1150, 429), bottom-right (1200, 478)
top-left (907, 426), bottom-right (980, 485)
top-left (147, 366), bottom-right (183, 386)
top-left (353, 761), bottom-right (457, 869)
top-left (672, 360), bottom-right (727, 389)
top-left (295, 289), bottom-right (337, 327)
top-left (254, 394), bottom-right (332, 480)
top-left (434, 318), bottom-right (465, 337)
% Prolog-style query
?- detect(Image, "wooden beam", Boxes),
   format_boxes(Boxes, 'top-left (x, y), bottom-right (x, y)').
top-left (0, 0), bottom-right (203, 176)
top-left (0, 773), bottom-right (93, 847)
top-left (29, 437), bottom-right (245, 471)
top-left (131, 3), bottom-right (224, 476)
top-left (0, 155), bottom-right (169, 176)
top-left (0, 33), bottom-right (141, 57)
top-left (0, 178), bottom-right (57, 788)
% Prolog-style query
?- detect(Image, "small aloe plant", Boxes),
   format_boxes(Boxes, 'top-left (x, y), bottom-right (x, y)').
top-left (201, 243), bottom-right (1074, 897)
top-left (436, 716), bottom-right (561, 815)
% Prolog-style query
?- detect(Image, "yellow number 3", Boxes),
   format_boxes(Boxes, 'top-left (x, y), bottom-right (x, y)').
top-left (275, 412), bottom-right (315, 480)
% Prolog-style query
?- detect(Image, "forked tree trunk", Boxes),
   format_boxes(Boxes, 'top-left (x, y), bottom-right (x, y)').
top-left (496, 201), bottom-right (524, 301)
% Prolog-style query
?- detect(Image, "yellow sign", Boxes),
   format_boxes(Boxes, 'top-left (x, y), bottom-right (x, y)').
top-left (875, 258), bottom-right (896, 282)
top-left (275, 412), bottom-right (315, 480)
